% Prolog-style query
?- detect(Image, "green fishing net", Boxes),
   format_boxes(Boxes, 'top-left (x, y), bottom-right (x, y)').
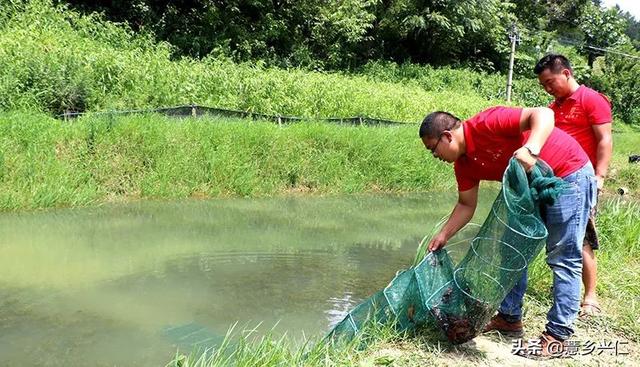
top-left (328, 158), bottom-right (567, 344)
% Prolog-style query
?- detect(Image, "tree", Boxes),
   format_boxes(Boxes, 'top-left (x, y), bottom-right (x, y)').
top-left (373, 0), bottom-right (515, 70)
top-left (59, 0), bottom-right (378, 69)
top-left (578, 1), bottom-right (629, 66)
top-left (619, 9), bottom-right (640, 50)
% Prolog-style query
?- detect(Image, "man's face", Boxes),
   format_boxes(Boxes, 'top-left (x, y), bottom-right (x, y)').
top-left (421, 132), bottom-right (457, 163)
top-left (537, 68), bottom-right (572, 99)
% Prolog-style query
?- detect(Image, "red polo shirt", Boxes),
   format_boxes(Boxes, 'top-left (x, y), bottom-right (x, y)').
top-left (549, 85), bottom-right (612, 166)
top-left (454, 106), bottom-right (589, 192)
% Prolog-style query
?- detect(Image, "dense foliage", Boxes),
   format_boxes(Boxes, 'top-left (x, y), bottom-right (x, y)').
top-left (56, 0), bottom-right (640, 72)
top-left (2, 0), bottom-right (549, 119)
top-left (57, 0), bottom-right (517, 70)
top-left (0, 0), bottom-right (638, 124)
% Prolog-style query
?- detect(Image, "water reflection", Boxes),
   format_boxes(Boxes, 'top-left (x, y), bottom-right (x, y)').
top-left (0, 192), bottom-right (493, 366)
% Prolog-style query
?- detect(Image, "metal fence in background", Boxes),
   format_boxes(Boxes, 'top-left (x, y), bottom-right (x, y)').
top-left (58, 105), bottom-right (411, 126)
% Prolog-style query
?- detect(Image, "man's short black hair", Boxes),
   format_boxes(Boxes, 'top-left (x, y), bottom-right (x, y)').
top-left (419, 111), bottom-right (461, 139)
top-left (534, 54), bottom-right (573, 75)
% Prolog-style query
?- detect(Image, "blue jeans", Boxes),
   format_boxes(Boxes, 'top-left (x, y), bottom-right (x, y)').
top-left (498, 162), bottom-right (596, 340)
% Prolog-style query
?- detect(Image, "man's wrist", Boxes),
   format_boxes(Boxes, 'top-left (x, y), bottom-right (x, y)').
top-left (523, 144), bottom-right (540, 157)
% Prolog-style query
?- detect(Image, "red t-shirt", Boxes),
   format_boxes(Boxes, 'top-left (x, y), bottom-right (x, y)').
top-left (454, 106), bottom-right (589, 192)
top-left (549, 85), bottom-right (612, 166)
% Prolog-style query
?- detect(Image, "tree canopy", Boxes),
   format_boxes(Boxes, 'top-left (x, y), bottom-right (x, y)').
top-left (55, 0), bottom-right (637, 72)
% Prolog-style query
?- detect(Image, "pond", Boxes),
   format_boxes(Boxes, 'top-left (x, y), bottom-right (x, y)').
top-left (0, 192), bottom-right (495, 366)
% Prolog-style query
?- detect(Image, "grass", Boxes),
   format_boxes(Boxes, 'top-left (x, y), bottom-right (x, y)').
top-left (0, 0), bottom-right (634, 126)
top-left (0, 111), bottom-right (452, 211)
top-left (167, 319), bottom-right (408, 367)
top-left (1, 111), bottom-right (638, 212)
top-left (607, 127), bottom-right (640, 196)
top-left (0, 0), bottom-right (549, 122)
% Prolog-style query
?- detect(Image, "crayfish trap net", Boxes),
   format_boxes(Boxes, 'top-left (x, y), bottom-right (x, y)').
top-left (328, 158), bottom-right (565, 344)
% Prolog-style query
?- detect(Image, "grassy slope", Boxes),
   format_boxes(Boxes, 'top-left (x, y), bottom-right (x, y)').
top-left (0, 112), bottom-right (453, 211)
top-left (1, 112), bottom-right (638, 212)
top-left (0, 1), bottom-right (506, 121)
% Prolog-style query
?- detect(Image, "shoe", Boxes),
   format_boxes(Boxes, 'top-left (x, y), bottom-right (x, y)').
top-left (482, 314), bottom-right (523, 337)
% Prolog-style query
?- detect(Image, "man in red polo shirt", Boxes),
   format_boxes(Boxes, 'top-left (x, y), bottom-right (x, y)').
top-left (419, 106), bottom-right (596, 358)
top-left (535, 54), bottom-right (612, 317)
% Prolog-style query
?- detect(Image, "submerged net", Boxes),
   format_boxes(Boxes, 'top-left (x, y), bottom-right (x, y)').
top-left (327, 158), bottom-right (566, 344)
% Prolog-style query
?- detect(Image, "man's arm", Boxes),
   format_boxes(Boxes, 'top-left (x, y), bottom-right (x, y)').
top-left (428, 185), bottom-right (479, 252)
top-left (592, 123), bottom-right (613, 190)
top-left (513, 107), bottom-right (555, 171)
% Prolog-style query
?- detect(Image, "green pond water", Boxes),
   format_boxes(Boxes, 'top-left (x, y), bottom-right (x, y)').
top-left (0, 192), bottom-right (494, 366)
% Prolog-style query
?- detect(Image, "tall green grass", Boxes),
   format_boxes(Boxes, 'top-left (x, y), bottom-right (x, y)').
top-left (0, 0), bottom-right (541, 122)
top-left (608, 131), bottom-right (640, 193)
top-left (358, 61), bottom-right (551, 107)
top-left (1, 110), bottom-right (637, 214)
top-left (3, 0), bottom-right (638, 128)
top-left (592, 199), bottom-right (640, 339)
top-left (0, 112), bottom-right (451, 210)
top-left (167, 319), bottom-right (408, 367)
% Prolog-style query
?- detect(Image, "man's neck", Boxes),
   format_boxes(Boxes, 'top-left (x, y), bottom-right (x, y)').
top-left (557, 81), bottom-right (580, 103)
top-left (455, 125), bottom-right (466, 155)
top-left (568, 79), bottom-right (580, 94)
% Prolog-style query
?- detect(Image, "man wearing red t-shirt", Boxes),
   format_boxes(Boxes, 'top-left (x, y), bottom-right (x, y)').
top-left (535, 54), bottom-right (612, 317)
top-left (419, 106), bottom-right (596, 357)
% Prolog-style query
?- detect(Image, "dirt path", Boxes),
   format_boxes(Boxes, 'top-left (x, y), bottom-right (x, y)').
top-left (361, 317), bottom-right (637, 366)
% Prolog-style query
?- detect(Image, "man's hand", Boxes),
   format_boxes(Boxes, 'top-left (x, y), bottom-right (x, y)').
top-left (428, 232), bottom-right (448, 252)
top-left (513, 146), bottom-right (537, 172)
